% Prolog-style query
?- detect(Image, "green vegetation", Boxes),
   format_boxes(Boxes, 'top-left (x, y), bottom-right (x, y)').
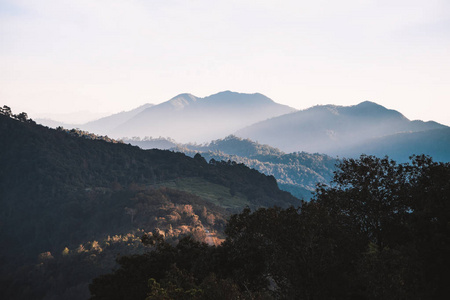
top-left (129, 135), bottom-right (337, 199)
top-left (89, 154), bottom-right (450, 299)
top-left (157, 177), bottom-right (250, 210)
top-left (4, 107), bottom-right (448, 299)
top-left (0, 110), bottom-right (297, 299)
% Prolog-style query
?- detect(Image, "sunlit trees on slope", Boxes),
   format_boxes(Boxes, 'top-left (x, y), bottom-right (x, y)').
top-left (90, 154), bottom-right (450, 299)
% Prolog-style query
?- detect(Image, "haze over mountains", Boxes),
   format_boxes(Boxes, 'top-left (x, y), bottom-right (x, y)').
top-left (37, 92), bottom-right (450, 162)
top-left (129, 135), bottom-right (336, 200)
top-left (42, 91), bottom-right (295, 143)
top-left (82, 103), bottom-right (154, 135)
top-left (341, 127), bottom-right (450, 163)
top-left (112, 91), bottom-right (295, 143)
top-left (2, 92), bottom-right (450, 298)
top-left (235, 101), bottom-right (449, 161)
top-left (0, 111), bottom-right (297, 298)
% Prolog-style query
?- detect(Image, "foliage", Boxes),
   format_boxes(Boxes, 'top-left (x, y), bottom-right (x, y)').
top-left (0, 110), bottom-right (297, 299)
top-left (172, 135), bottom-right (337, 200)
top-left (89, 154), bottom-right (450, 299)
top-left (127, 135), bottom-right (337, 200)
top-left (0, 105), bottom-right (36, 124)
top-left (313, 154), bottom-right (450, 298)
top-left (57, 126), bottom-right (124, 144)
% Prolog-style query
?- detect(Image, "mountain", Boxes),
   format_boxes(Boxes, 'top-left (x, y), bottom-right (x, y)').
top-left (112, 91), bottom-right (296, 142)
top-left (34, 118), bottom-right (77, 129)
top-left (35, 104), bottom-right (154, 136)
top-left (185, 152), bottom-right (336, 200)
top-left (0, 110), bottom-right (298, 299)
top-left (341, 127), bottom-right (450, 162)
top-left (235, 101), bottom-right (449, 160)
top-left (125, 136), bottom-right (179, 150)
top-left (82, 103), bottom-right (153, 135)
top-left (34, 110), bottom-right (108, 125)
top-left (130, 135), bottom-right (336, 200)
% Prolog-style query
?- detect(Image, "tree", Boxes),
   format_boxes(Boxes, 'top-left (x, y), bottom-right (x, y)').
top-left (0, 105), bottom-right (12, 117)
top-left (222, 204), bottom-right (363, 299)
top-left (314, 154), bottom-right (450, 299)
top-left (314, 155), bottom-right (410, 250)
top-left (406, 155), bottom-right (450, 298)
top-left (15, 112), bottom-right (28, 122)
top-left (88, 155), bottom-right (450, 299)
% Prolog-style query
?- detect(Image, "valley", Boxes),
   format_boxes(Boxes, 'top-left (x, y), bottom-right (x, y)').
top-left (2, 93), bottom-right (450, 299)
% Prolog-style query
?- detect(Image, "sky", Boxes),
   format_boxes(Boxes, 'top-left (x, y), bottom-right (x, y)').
top-left (1, 0), bottom-right (450, 124)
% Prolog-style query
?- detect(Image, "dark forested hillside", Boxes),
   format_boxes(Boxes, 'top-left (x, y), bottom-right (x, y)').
top-left (130, 135), bottom-right (337, 200)
top-left (89, 155), bottom-right (450, 300)
top-left (0, 110), bottom-right (297, 299)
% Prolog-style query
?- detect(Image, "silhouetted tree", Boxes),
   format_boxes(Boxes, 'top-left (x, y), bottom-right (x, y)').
top-left (1, 105), bottom-right (12, 117)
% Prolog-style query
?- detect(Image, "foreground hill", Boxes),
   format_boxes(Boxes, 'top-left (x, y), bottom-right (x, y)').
top-left (128, 136), bottom-right (337, 200)
top-left (235, 101), bottom-right (449, 161)
top-left (112, 91), bottom-right (296, 142)
top-left (0, 109), bottom-right (297, 299)
top-left (89, 155), bottom-right (450, 299)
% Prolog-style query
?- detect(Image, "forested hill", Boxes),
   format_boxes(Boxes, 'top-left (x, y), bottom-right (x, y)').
top-left (130, 135), bottom-right (337, 200)
top-left (0, 110), bottom-right (297, 299)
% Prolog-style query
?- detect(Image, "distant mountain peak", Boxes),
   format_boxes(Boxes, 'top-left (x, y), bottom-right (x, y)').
top-left (135, 103), bottom-right (154, 110)
top-left (172, 93), bottom-right (196, 99)
top-left (356, 100), bottom-right (380, 106)
top-left (203, 91), bottom-right (277, 106)
top-left (211, 90), bottom-right (265, 97)
top-left (213, 90), bottom-right (235, 95)
top-left (112, 91), bottom-right (295, 143)
top-left (304, 104), bottom-right (341, 115)
top-left (166, 93), bottom-right (198, 110)
top-left (235, 100), bottom-right (447, 155)
top-left (351, 101), bottom-right (408, 120)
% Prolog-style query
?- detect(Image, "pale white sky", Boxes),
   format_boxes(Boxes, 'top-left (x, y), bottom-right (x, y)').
top-left (1, 0), bottom-right (450, 125)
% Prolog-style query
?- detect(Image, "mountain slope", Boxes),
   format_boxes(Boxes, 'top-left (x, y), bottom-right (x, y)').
top-left (36, 103), bottom-right (154, 135)
top-left (235, 101), bottom-right (448, 158)
top-left (342, 127), bottom-right (450, 162)
top-left (129, 135), bottom-right (337, 200)
top-left (81, 103), bottom-right (153, 135)
top-left (34, 118), bottom-right (77, 129)
top-left (0, 111), bottom-right (298, 298)
top-left (112, 91), bottom-right (296, 142)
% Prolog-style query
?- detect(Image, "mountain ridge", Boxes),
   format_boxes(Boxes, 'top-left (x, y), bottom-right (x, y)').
top-left (235, 101), bottom-right (448, 157)
top-left (112, 91), bottom-right (296, 142)
top-left (0, 110), bottom-right (299, 298)
top-left (32, 96), bottom-right (450, 162)
top-left (128, 135), bottom-right (337, 199)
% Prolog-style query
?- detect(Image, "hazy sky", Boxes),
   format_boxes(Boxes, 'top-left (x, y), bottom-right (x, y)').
top-left (1, 0), bottom-right (450, 124)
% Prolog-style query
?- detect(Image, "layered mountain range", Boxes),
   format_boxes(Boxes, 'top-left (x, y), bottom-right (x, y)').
top-left (0, 112), bottom-right (297, 299)
top-left (37, 92), bottom-right (450, 162)
top-left (112, 91), bottom-right (297, 142)
top-left (3, 93), bottom-right (450, 298)
top-left (41, 91), bottom-right (295, 143)
top-left (235, 101), bottom-right (449, 161)
top-left (129, 135), bottom-right (337, 200)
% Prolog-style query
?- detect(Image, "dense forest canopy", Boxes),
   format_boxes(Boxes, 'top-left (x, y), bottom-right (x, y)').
top-left (2, 107), bottom-right (449, 299)
top-left (129, 135), bottom-right (337, 200)
top-left (90, 154), bottom-right (450, 299)
top-left (0, 109), bottom-right (297, 299)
